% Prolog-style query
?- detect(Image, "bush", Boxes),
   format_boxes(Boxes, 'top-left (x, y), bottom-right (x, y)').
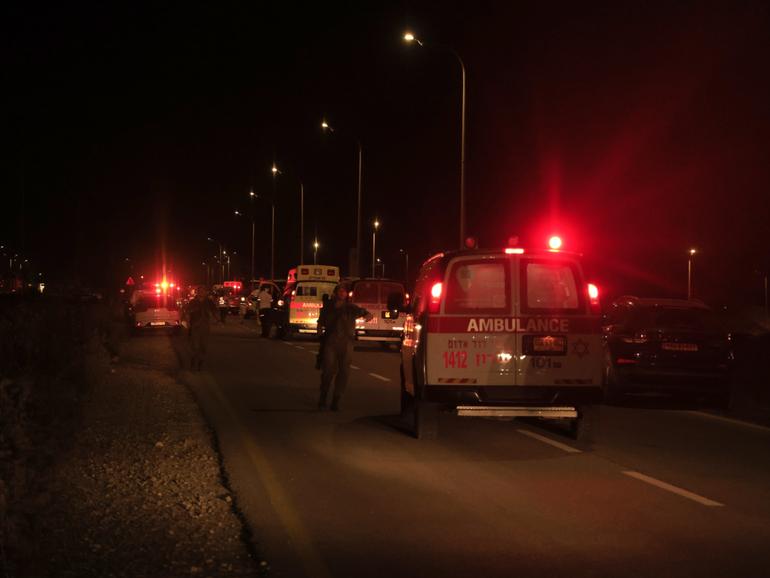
top-left (0, 294), bottom-right (97, 566)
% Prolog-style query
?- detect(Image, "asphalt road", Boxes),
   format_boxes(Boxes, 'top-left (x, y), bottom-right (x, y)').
top-left (175, 319), bottom-right (770, 578)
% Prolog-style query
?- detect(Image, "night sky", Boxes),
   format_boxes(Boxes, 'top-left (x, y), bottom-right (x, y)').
top-left (4, 1), bottom-right (769, 305)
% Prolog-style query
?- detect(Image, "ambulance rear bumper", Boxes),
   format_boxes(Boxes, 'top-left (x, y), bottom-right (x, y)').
top-left (422, 385), bottom-right (602, 406)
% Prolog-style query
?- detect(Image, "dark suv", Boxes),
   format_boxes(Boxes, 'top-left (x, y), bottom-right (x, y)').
top-left (603, 297), bottom-right (733, 403)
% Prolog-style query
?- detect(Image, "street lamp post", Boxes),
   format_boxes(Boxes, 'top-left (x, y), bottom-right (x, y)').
top-left (404, 31), bottom-right (467, 248)
top-left (272, 164), bottom-right (305, 264)
top-left (687, 248), bottom-right (697, 299)
top-left (249, 189), bottom-right (256, 283)
top-left (207, 237), bottom-right (224, 283)
top-left (322, 119), bottom-right (363, 276)
top-left (313, 239), bottom-right (320, 265)
top-left (252, 190), bottom-right (276, 282)
top-left (372, 219), bottom-right (380, 277)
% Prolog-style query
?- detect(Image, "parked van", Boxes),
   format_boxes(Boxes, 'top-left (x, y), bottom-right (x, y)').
top-left (344, 278), bottom-right (408, 346)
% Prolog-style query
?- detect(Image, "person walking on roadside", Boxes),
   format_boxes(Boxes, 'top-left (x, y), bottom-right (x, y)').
top-left (257, 285), bottom-right (274, 338)
top-left (317, 284), bottom-right (372, 411)
top-left (186, 288), bottom-right (219, 371)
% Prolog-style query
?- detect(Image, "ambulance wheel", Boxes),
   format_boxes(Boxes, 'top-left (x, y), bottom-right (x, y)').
top-left (399, 364), bottom-right (412, 416)
top-left (568, 406), bottom-right (596, 442)
top-left (414, 401), bottom-right (438, 440)
top-left (603, 352), bottom-right (624, 404)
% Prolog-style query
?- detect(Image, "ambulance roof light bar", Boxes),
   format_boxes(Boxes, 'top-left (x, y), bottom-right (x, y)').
top-left (548, 235), bottom-right (563, 251)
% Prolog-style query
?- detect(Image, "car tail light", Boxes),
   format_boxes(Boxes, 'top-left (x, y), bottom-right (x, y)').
top-left (429, 282), bottom-right (442, 313)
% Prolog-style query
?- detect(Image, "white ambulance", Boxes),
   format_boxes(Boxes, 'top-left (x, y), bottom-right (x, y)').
top-left (400, 238), bottom-right (603, 439)
top-left (281, 264), bottom-right (340, 338)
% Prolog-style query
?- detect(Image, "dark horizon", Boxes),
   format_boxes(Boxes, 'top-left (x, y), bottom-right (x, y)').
top-left (4, 2), bottom-right (769, 305)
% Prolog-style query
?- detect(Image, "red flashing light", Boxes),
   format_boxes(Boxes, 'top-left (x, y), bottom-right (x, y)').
top-left (429, 281), bottom-right (443, 313)
top-left (587, 283), bottom-right (600, 313)
top-left (588, 283), bottom-right (599, 302)
top-left (548, 236), bottom-right (563, 250)
top-left (505, 247), bottom-right (525, 255)
top-left (464, 236), bottom-right (478, 249)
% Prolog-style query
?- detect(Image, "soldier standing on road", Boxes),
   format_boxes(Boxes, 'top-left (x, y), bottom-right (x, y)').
top-left (186, 288), bottom-right (219, 371)
top-left (257, 286), bottom-right (274, 338)
top-left (317, 285), bottom-right (372, 411)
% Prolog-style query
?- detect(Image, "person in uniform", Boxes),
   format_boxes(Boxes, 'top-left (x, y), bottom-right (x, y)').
top-left (317, 284), bottom-right (372, 411)
top-left (186, 288), bottom-right (219, 371)
top-left (257, 285), bottom-right (274, 338)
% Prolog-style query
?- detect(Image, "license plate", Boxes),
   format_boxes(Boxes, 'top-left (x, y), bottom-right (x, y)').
top-left (662, 342), bottom-right (698, 352)
top-left (533, 336), bottom-right (566, 353)
top-left (150, 321), bottom-right (166, 326)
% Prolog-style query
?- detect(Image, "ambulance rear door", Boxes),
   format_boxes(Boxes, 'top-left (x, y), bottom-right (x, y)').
top-left (515, 255), bottom-right (602, 388)
top-left (425, 255), bottom-right (519, 387)
top-left (289, 281), bottom-right (335, 330)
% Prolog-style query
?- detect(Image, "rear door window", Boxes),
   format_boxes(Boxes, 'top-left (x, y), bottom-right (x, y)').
top-left (351, 281), bottom-right (379, 304)
top-left (445, 259), bottom-right (510, 314)
top-left (136, 294), bottom-right (178, 311)
top-left (522, 260), bottom-right (582, 312)
top-left (296, 284), bottom-right (318, 297)
top-left (380, 282), bottom-right (405, 306)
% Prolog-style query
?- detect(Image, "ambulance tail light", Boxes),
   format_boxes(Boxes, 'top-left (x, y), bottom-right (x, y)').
top-left (429, 282), bottom-right (443, 313)
top-left (587, 283), bottom-right (600, 314)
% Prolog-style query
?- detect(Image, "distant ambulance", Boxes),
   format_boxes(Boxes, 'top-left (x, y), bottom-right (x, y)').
top-left (400, 237), bottom-right (603, 439)
top-left (129, 279), bottom-right (183, 333)
top-left (279, 265), bottom-right (340, 338)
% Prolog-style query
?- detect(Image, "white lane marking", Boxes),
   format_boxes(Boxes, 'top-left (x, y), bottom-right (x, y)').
top-left (516, 429), bottom-right (582, 454)
top-left (282, 341), bottom-right (293, 346)
top-left (350, 365), bottom-right (360, 370)
top-left (368, 372), bottom-right (391, 382)
top-left (688, 411), bottom-right (770, 433)
top-left (622, 471), bottom-right (724, 507)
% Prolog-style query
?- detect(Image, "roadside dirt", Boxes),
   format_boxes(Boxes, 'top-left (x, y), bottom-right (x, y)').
top-left (11, 333), bottom-right (262, 578)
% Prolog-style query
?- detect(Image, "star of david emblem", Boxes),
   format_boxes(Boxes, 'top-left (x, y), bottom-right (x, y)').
top-left (571, 339), bottom-right (589, 358)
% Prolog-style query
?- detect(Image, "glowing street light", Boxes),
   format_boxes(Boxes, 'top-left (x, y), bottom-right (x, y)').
top-left (313, 239), bottom-right (320, 264)
top-left (688, 248), bottom-right (697, 299)
top-left (321, 117), bottom-right (363, 276)
top-left (372, 219), bottom-right (380, 277)
top-left (403, 31), bottom-right (422, 46)
top-left (403, 30), bottom-right (467, 249)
